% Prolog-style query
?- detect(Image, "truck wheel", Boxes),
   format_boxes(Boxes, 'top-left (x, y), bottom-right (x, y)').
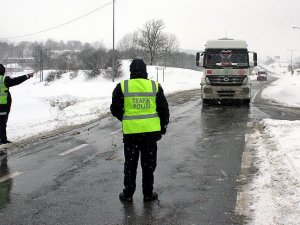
top-left (203, 99), bottom-right (210, 105)
top-left (243, 99), bottom-right (250, 105)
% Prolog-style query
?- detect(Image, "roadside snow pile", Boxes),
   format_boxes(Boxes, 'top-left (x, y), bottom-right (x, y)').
top-left (9, 71), bottom-right (116, 140)
top-left (248, 119), bottom-right (300, 225)
top-left (261, 71), bottom-right (300, 107)
top-left (241, 62), bottom-right (300, 225)
top-left (260, 62), bottom-right (300, 107)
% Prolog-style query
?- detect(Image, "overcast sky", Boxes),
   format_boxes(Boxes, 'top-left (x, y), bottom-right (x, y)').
top-left (1, 0), bottom-right (300, 60)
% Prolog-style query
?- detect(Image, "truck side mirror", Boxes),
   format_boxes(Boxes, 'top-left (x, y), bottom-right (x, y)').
top-left (253, 52), bottom-right (257, 66)
top-left (196, 52), bottom-right (200, 67)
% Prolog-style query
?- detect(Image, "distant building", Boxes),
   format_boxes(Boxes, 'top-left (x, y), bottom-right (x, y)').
top-left (274, 56), bottom-right (280, 60)
top-left (2, 57), bottom-right (35, 68)
top-left (4, 63), bottom-right (23, 74)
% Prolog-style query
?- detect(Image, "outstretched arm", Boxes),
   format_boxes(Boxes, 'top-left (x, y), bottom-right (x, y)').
top-left (4, 72), bottom-right (33, 87)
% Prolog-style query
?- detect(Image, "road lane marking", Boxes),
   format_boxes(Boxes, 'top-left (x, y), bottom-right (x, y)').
top-left (252, 90), bottom-right (259, 101)
top-left (247, 122), bottom-right (253, 128)
top-left (109, 129), bottom-right (121, 135)
top-left (59, 144), bottom-right (89, 156)
top-left (241, 151), bottom-right (252, 169)
top-left (236, 126), bottom-right (255, 216)
top-left (0, 171), bottom-right (23, 183)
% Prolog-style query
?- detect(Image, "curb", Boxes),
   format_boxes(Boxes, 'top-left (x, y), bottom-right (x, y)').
top-left (235, 121), bottom-right (256, 219)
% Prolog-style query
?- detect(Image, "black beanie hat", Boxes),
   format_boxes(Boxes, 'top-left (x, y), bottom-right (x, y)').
top-left (130, 59), bottom-right (147, 77)
top-left (0, 64), bottom-right (5, 74)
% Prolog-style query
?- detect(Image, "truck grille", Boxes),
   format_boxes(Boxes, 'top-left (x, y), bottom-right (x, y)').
top-left (217, 91), bottom-right (235, 97)
top-left (207, 75), bottom-right (246, 86)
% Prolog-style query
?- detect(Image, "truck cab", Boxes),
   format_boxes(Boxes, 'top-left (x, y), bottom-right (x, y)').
top-left (196, 38), bottom-right (257, 105)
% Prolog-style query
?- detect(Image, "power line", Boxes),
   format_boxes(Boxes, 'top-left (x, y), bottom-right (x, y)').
top-left (0, 1), bottom-right (112, 40)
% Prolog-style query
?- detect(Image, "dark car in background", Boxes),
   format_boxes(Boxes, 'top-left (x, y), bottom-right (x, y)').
top-left (257, 70), bottom-right (267, 81)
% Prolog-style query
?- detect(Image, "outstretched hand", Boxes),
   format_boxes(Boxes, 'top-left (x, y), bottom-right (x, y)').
top-left (28, 72), bottom-right (34, 78)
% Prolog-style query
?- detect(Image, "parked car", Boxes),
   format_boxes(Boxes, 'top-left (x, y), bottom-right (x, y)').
top-left (257, 70), bottom-right (267, 81)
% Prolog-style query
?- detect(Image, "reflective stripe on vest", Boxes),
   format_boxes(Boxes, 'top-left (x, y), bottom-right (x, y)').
top-left (121, 79), bottom-right (161, 134)
top-left (0, 75), bottom-right (8, 105)
top-left (123, 79), bottom-right (157, 97)
top-left (122, 113), bottom-right (158, 120)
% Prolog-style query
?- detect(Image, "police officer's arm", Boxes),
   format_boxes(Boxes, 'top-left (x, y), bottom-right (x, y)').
top-left (110, 83), bottom-right (124, 121)
top-left (156, 84), bottom-right (170, 128)
top-left (4, 75), bottom-right (30, 88)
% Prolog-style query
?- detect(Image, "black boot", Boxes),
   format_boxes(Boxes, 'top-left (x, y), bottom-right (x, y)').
top-left (119, 192), bottom-right (133, 203)
top-left (143, 192), bottom-right (158, 202)
top-left (0, 149), bottom-right (7, 158)
top-left (0, 139), bottom-right (11, 145)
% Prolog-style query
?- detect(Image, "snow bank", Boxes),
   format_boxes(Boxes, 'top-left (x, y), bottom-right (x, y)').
top-left (248, 119), bottom-right (300, 225)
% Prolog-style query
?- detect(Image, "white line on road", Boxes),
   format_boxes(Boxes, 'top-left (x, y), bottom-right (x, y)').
top-left (59, 144), bottom-right (89, 156)
top-left (244, 134), bottom-right (249, 142)
top-left (241, 151), bottom-right (252, 169)
top-left (0, 171), bottom-right (23, 183)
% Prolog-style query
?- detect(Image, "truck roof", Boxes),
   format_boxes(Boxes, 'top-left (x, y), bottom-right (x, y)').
top-left (205, 39), bottom-right (248, 49)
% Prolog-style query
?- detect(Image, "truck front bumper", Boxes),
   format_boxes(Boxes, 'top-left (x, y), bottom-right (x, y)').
top-left (201, 85), bottom-right (251, 100)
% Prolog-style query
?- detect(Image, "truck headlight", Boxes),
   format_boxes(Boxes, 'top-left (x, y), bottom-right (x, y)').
top-left (204, 88), bottom-right (213, 94)
top-left (242, 77), bottom-right (248, 84)
top-left (242, 87), bottom-right (250, 94)
top-left (205, 77), bottom-right (211, 84)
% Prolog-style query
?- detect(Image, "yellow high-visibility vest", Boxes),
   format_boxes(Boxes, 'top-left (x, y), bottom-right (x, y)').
top-left (0, 75), bottom-right (8, 105)
top-left (121, 79), bottom-right (161, 134)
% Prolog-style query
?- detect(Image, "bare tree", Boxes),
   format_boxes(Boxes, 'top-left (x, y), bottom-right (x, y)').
top-left (104, 50), bottom-right (122, 79)
top-left (31, 43), bottom-right (51, 71)
top-left (138, 19), bottom-right (168, 65)
top-left (78, 48), bottom-right (107, 78)
top-left (117, 31), bottom-right (140, 59)
top-left (164, 34), bottom-right (179, 55)
top-left (161, 33), bottom-right (179, 67)
top-left (91, 40), bottom-right (106, 50)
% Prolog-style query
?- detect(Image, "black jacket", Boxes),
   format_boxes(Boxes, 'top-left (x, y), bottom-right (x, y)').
top-left (0, 75), bottom-right (30, 113)
top-left (110, 78), bottom-right (170, 141)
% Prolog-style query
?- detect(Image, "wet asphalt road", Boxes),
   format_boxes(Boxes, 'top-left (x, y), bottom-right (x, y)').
top-left (0, 75), bottom-right (299, 225)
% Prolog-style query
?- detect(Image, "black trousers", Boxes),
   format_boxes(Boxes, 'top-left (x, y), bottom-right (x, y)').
top-left (123, 138), bottom-right (157, 197)
top-left (0, 113), bottom-right (9, 142)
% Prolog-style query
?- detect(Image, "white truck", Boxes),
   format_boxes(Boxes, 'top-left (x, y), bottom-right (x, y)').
top-left (196, 38), bottom-right (257, 105)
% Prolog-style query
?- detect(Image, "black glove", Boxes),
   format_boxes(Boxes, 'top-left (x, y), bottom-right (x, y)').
top-left (27, 72), bottom-right (34, 78)
top-left (161, 125), bottom-right (168, 135)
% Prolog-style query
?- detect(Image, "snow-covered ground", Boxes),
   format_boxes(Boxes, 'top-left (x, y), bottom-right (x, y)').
top-left (244, 63), bottom-right (300, 225)
top-left (261, 63), bottom-right (300, 107)
top-left (4, 60), bottom-right (300, 224)
top-left (246, 119), bottom-right (300, 225)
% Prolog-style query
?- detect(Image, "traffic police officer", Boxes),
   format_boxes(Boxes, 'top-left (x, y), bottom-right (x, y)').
top-left (0, 64), bottom-right (33, 146)
top-left (110, 59), bottom-right (169, 202)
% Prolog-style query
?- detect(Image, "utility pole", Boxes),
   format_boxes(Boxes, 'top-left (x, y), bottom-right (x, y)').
top-left (112, 0), bottom-right (115, 82)
top-left (40, 48), bottom-right (44, 82)
top-left (287, 49), bottom-right (296, 75)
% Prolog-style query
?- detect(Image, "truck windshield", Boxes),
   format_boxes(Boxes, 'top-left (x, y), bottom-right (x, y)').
top-left (204, 49), bottom-right (249, 68)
